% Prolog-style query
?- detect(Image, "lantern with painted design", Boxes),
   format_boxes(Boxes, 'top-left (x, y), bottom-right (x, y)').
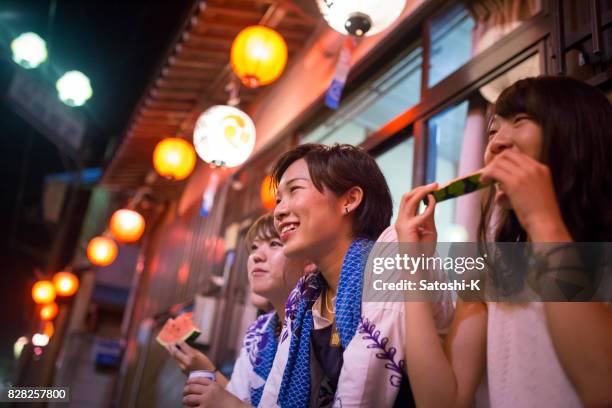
top-left (193, 105), bottom-right (256, 168)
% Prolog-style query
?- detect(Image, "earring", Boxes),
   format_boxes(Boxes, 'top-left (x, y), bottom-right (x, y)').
top-left (344, 207), bottom-right (349, 214)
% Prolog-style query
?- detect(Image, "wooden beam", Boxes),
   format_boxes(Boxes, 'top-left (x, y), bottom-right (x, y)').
top-left (144, 99), bottom-right (194, 111)
top-left (162, 66), bottom-right (219, 80)
top-left (155, 77), bottom-right (209, 91)
top-left (150, 88), bottom-right (201, 101)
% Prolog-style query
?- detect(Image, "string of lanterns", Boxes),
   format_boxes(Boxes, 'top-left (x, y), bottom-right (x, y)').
top-left (88, 4), bottom-right (408, 270)
top-left (10, 32), bottom-right (93, 107)
top-left (153, 22), bottom-right (289, 182)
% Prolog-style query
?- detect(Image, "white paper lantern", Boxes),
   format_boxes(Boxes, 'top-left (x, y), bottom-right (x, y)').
top-left (316, 0), bottom-right (406, 37)
top-left (193, 105), bottom-right (256, 167)
top-left (56, 70), bottom-right (93, 107)
top-left (11, 32), bottom-right (47, 69)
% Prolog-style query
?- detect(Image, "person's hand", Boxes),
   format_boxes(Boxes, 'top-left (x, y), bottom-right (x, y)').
top-left (395, 182), bottom-right (438, 249)
top-left (182, 377), bottom-right (244, 408)
top-left (165, 341), bottom-right (214, 374)
top-left (480, 149), bottom-right (571, 242)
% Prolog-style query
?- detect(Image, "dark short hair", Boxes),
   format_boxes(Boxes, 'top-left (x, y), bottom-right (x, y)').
top-left (271, 143), bottom-right (392, 240)
top-left (245, 213), bottom-right (278, 250)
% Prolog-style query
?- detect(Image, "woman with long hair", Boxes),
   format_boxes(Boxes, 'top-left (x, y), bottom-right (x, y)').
top-left (258, 144), bottom-right (453, 407)
top-left (174, 214), bottom-right (310, 407)
top-left (397, 76), bottom-right (612, 407)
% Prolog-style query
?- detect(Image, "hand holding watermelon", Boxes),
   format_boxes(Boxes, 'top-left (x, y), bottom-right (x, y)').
top-left (156, 313), bottom-right (201, 347)
top-left (166, 341), bottom-right (214, 374)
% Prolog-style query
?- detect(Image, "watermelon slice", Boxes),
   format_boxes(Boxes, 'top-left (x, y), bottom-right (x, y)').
top-left (156, 313), bottom-right (201, 347)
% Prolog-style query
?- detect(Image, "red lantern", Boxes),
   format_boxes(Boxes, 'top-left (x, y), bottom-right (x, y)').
top-left (32, 280), bottom-right (56, 304)
top-left (110, 209), bottom-right (145, 243)
top-left (53, 271), bottom-right (79, 297)
top-left (40, 302), bottom-right (58, 320)
top-left (87, 236), bottom-right (118, 266)
top-left (260, 175), bottom-right (277, 210)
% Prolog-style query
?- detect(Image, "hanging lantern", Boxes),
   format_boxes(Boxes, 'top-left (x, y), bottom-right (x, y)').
top-left (56, 70), bottom-right (93, 107)
top-left (14, 336), bottom-right (29, 359)
top-left (11, 32), bottom-right (47, 69)
top-left (316, 0), bottom-right (406, 37)
top-left (40, 302), bottom-right (59, 320)
top-left (32, 280), bottom-right (56, 304)
top-left (32, 333), bottom-right (49, 347)
top-left (53, 271), bottom-right (79, 297)
top-left (153, 137), bottom-right (196, 180)
top-left (110, 209), bottom-right (145, 243)
top-left (231, 25), bottom-right (288, 88)
top-left (193, 105), bottom-right (256, 168)
top-left (43, 321), bottom-right (55, 338)
top-left (260, 175), bottom-right (277, 210)
top-left (87, 236), bottom-right (118, 267)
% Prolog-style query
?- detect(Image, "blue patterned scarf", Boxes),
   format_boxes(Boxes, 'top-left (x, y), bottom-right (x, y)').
top-left (278, 238), bottom-right (374, 407)
top-left (243, 312), bottom-right (279, 406)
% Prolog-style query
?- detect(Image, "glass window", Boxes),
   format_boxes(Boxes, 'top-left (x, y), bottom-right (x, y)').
top-left (302, 45), bottom-right (422, 146)
top-left (375, 137), bottom-right (414, 224)
top-left (426, 101), bottom-right (469, 241)
top-left (428, 4), bottom-right (474, 87)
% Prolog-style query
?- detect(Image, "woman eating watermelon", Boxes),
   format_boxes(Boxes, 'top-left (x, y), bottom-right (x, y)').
top-left (168, 213), bottom-right (312, 407)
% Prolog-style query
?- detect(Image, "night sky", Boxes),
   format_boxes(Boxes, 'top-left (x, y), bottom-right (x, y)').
top-left (0, 0), bottom-right (194, 379)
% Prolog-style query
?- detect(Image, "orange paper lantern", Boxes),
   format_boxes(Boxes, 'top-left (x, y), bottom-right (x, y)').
top-left (87, 236), bottom-right (118, 266)
top-left (32, 280), bottom-right (56, 304)
top-left (153, 137), bottom-right (196, 181)
top-left (110, 209), bottom-right (145, 243)
top-left (260, 175), bottom-right (277, 210)
top-left (231, 25), bottom-right (288, 88)
top-left (40, 302), bottom-right (58, 320)
top-left (43, 321), bottom-right (54, 338)
top-left (53, 271), bottom-right (79, 297)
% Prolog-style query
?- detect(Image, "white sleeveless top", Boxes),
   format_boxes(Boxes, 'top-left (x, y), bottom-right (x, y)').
top-left (485, 302), bottom-right (581, 407)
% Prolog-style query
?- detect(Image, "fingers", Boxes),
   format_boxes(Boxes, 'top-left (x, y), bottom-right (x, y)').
top-left (169, 344), bottom-right (190, 366)
top-left (177, 341), bottom-right (195, 357)
top-left (481, 154), bottom-right (515, 184)
top-left (421, 194), bottom-right (436, 221)
top-left (182, 393), bottom-right (201, 407)
top-left (183, 382), bottom-right (208, 396)
top-left (399, 183), bottom-right (438, 218)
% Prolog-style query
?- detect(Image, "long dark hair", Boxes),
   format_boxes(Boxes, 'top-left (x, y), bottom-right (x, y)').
top-left (478, 76), bottom-right (612, 294)
top-left (479, 76), bottom-right (612, 244)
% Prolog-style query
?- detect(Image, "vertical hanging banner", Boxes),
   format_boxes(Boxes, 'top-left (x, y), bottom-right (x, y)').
top-left (325, 36), bottom-right (357, 109)
top-left (200, 171), bottom-right (220, 217)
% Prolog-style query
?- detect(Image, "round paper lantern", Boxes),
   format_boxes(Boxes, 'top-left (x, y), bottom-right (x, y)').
top-left (231, 25), bottom-right (288, 88)
top-left (153, 137), bottom-right (196, 180)
top-left (260, 175), bottom-right (277, 210)
top-left (110, 209), bottom-right (145, 243)
top-left (32, 333), bottom-right (49, 347)
top-left (40, 302), bottom-right (59, 320)
top-left (316, 0), bottom-right (406, 37)
top-left (32, 280), bottom-right (56, 304)
top-left (87, 236), bottom-right (118, 267)
top-left (56, 70), bottom-right (93, 107)
top-left (53, 271), bottom-right (79, 297)
top-left (11, 32), bottom-right (47, 69)
top-left (193, 105), bottom-right (256, 168)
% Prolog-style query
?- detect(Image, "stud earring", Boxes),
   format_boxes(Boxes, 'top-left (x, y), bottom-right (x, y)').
top-left (344, 207), bottom-right (349, 214)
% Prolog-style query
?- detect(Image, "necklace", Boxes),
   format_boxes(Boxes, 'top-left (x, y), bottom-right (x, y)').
top-left (323, 287), bottom-right (336, 315)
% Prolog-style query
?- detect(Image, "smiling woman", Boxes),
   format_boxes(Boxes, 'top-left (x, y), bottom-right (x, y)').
top-left (257, 143), bottom-right (452, 407)
top-left (397, 76), bottom-right (612, 407)
top-left (175, 213), bottom-right (311, 408)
